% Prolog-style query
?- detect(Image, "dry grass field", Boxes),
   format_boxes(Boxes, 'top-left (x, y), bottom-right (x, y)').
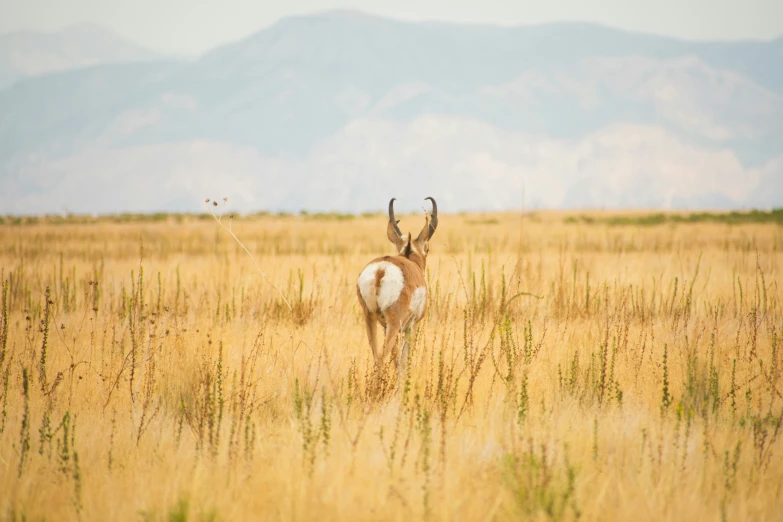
top-left (0, 208), bottom-right (782, 521)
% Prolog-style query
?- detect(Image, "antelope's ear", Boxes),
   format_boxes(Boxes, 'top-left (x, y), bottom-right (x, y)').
top-left (387, 198), bottom-right (405, 250)
top-left (387, 220), bottom-right (405, 250)
top-left (415, 215), bottom-right (431, 244)
top-left (415, 197), bottom-right (438, 244)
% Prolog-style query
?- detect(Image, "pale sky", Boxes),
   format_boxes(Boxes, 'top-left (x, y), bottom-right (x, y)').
top-left (1, 0), bottom-right (782, 55)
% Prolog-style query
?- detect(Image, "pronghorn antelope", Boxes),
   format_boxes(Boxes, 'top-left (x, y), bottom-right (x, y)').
top-left (356, 197), bottom-right (438, 372)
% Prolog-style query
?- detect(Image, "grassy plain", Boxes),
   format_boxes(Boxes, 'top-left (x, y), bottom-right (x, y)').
top-left (0, 209), bottom-right (782, 521)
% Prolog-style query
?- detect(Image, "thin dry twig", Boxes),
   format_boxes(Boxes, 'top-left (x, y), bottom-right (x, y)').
top-left (207, 199), bottom-right (292, 311)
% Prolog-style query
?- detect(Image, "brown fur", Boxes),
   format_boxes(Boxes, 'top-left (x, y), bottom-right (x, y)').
top-left (356, 255), bottom-right (425, 369)
top-left (357, 229), bottom-right (432, 369)
top-left (356, 285), bottom-right (380, 362)
top-left (358, 200), bottom-right (437, 375)
top-left (372, 268), bottom-right (385, 313)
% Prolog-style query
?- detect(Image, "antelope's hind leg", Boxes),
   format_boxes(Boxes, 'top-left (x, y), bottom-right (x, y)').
top-left (379, 314), bottom-right (402, 368)
top-left (364, 313), bottom-right (380, 365)
top-left (398, 326), bottom-right (413, 385)
top-left (357, 285), bottom-right (381, 364)
top-left (397, 315), bottom-right (416, 382)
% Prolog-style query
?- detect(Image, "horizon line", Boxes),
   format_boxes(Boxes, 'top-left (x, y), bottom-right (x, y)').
top-left (2, 9), bottom-right (780, 59)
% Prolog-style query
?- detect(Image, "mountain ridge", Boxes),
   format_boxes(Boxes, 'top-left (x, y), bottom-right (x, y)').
top-left (1, 12), bottom-right (781, 214)
top-left (0, 24), bottom-right (172, 89)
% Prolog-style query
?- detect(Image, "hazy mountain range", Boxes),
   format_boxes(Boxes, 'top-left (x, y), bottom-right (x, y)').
top-left (0, 24), bottom-right (166, 90)
top-left (1, 10), bottom-right (782, 215)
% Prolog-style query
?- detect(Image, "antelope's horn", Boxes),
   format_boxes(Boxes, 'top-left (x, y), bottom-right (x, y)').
top-left (425, 197), bottom-right (438, 238)
top-left (388, 198), bottom-right (403, 237)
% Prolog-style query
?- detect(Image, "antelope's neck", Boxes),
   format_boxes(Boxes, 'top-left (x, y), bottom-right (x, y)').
top-left (402, 252), bottom-right (426, 272)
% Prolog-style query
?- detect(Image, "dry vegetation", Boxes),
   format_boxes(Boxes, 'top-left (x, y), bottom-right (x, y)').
top-left (1, 209), bottom-right (782, 521)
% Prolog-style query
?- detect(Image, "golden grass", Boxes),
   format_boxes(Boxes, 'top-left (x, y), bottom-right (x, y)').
top-left (1, 210), bottom-right (782, 521)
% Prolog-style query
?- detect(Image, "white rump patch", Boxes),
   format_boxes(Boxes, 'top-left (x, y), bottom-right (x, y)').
top-left (358, 262), bottom-right (404, 313)
top-left (410, 287), bottom-right (426, 319)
